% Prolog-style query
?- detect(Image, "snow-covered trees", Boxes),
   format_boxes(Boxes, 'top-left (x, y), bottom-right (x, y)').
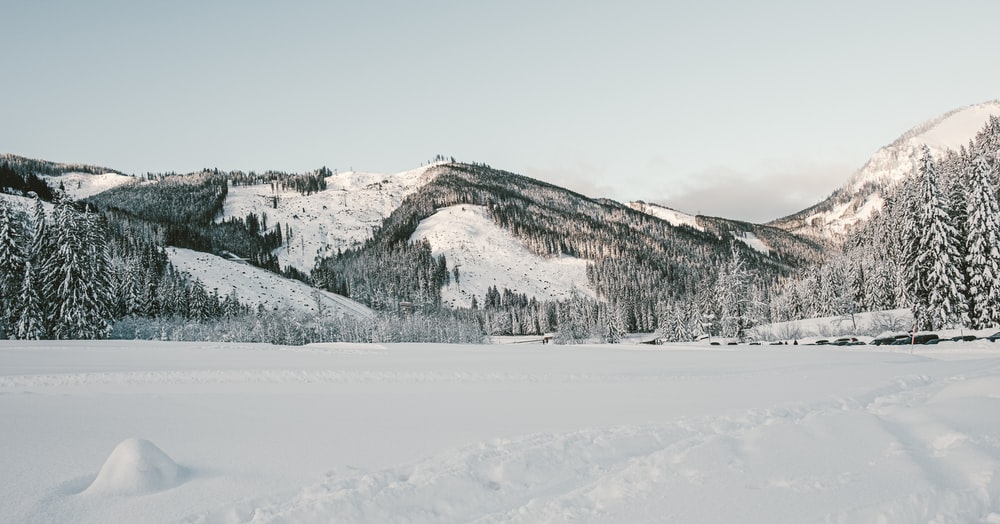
top-left (44, 201), bottom-right (114, 339)
top-left (909, 147), bottom-right (967, 330)
top-left (13, 261), bottom-right (45, 340)
top-left (964, 152), bottom-right (1000, 328)
top-left (771, 119), bottom-right (1000, 332)
top-left (0, 201), bottom-right (25, 337)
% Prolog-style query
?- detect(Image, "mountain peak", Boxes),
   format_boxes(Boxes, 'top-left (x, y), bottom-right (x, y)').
top-left (770, 100), bottom-right (1000, 240)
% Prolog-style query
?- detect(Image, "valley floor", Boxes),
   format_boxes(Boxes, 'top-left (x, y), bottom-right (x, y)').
top-left (2, 340), bottom-right (1000, 523)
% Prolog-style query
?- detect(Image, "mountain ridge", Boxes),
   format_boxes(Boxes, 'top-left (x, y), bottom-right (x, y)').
top-left (767, 100), bottom-right (1000, 240)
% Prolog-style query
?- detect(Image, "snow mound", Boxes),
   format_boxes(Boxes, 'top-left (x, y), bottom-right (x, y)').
top-left (83, 438), bottom-right (184, 496)
top-left (410, 205), bottom-right (596, 307)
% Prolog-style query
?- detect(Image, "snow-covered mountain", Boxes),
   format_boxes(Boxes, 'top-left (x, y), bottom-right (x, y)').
top-left (770, 100), bottom-right (1000, 240)
top-left (627, 200), bottom-right (825, 261)
top-left (221, 164), bottom-right (443, 271)
top-left (5, 155), bottom-right (822, 315)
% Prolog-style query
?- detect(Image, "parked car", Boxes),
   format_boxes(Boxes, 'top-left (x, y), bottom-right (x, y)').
top-left (913, 334), bottom-right (939, 345)
top-left (872, 334), bottom-right (910, 346)
top-left (831, 337), bottom-right (860, 346)
top-left (951, 335), bottom-right (978, 342)
top-left (987, 332), bottom-right (1000, 342)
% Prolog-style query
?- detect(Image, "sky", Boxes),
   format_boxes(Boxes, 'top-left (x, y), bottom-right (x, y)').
top-left (3, 1), bottom-right (1000, 223)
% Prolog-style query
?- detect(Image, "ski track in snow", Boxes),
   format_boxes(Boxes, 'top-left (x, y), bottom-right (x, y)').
top-left (195, 362), bottom-right (1000, 523)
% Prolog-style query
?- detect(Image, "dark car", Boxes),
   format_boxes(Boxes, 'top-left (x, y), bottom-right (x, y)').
top-left (987, 332), bottom-right (1000, 342)
top-left (831, 337), bottom-right (859, 346)
top-left (873, 334), bottom-right (910, 346)
top-left (951, 335), bottom-right (978, 342)
top-left (913, 334), bottom-right (939, 345)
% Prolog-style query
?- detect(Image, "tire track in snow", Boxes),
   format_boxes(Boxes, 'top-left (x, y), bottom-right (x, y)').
top-left (189, 365), bottom-right (1000, 523)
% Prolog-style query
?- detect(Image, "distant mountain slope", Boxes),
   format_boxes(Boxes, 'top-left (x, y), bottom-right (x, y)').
top-left (627, 201), bottom-right (703, 231)
top-left (0, 153), bottom-right (123, 177)
top-left (308, 162), bottom-right (827, 324)
top-left (166, 247), bottom-right (373, 318)
top-left (410, 205), bottom-right (596, 308)
top-left (50, 172), bottom-right (137, 199)
top-left (221, 164), bottom-right (442, 271)
top-left (770, 100), bottom-right (1000, 240)
top-left (628, 201), bottom-right (829, 264)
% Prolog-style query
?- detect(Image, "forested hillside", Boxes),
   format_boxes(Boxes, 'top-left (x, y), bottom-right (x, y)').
top-left (9, 105), bottom-right (995, 346)
top-left (312, 162), bottom-right (826, 338)
top-left (770, 116), bottom-right (1000, 331)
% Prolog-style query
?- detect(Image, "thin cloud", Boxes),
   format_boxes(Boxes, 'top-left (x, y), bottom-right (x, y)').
top-left (656, 164), bottom-right (850, 223)
top-left (524, 162), bottom-right (617, 200)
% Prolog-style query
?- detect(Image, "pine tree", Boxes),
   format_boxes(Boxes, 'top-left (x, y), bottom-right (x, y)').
top-left (13, 261), bottom-right (45, 340)
top-left (0, 201), bottom-right (25, 338)
top-left (964, 152), bottom-right (1000, 328)
top-left (716, 244), bottom-right (753, 339)
top-left (910, 147), bottom-right (967, 329)
top-left (44, 202), bottom-right (113, 339)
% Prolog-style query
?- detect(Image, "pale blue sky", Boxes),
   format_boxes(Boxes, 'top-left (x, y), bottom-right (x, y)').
top-left (3, 1), bottom-right (999, 221)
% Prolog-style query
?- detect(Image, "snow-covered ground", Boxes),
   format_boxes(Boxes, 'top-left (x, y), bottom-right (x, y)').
top-left (166, 247), bottom-right (372, 318)
top-left (3, 340), bottom-right (1000, 523)
top-left (47, 171), bottom-right (137, 200)
top-left (410, 205), bottom-right (596, 308)
top-left (732, 231), bottom-right (770, 255)
top-left (626, 201), bottom-right (703, 231)
top-left (752, 308), bottom-right (915, 341)
top-left (220, 165), bottom-right (442, 271)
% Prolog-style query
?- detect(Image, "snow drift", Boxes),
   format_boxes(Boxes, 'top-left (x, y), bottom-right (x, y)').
top-left (82, 438), bottom-right (185, 496)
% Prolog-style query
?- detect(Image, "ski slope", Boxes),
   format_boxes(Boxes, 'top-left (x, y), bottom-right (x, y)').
top-left (3, 340), bottom-right (1000, 523)
top-left (627, 201), bottom-right (703, 231)
top-left (220, 164), bottom-right (442, 271)
top-left (48, 172), bottom-right (136, 200)
top-left (410, 205), bottom-right (597, 307)
top-left (166, 247), bottom-right (372, 318)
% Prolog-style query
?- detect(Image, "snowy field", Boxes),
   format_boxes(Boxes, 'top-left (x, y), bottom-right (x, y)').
top-left (3, 340), bottom-right (1000, 523)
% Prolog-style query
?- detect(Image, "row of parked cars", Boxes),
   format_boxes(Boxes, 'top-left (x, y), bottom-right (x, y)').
top-left (707, 331), bottom-right (1000, 346)
top-left (869, 332), bottom-right (1000, 346)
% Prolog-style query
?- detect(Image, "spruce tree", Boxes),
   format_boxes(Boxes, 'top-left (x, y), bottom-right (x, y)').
top-left (0, 201), bottom-right (25, 337)
top-left (44, 201), bottom-right (113, 339)
top-left (716, 244), bottom-right (752, 339)
top-left (13, 261), bottom-right (45, 340)
top-left (964, 153), bottom-right (1000, 328)
top-left (910, 147), bottom-right (967, 329)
